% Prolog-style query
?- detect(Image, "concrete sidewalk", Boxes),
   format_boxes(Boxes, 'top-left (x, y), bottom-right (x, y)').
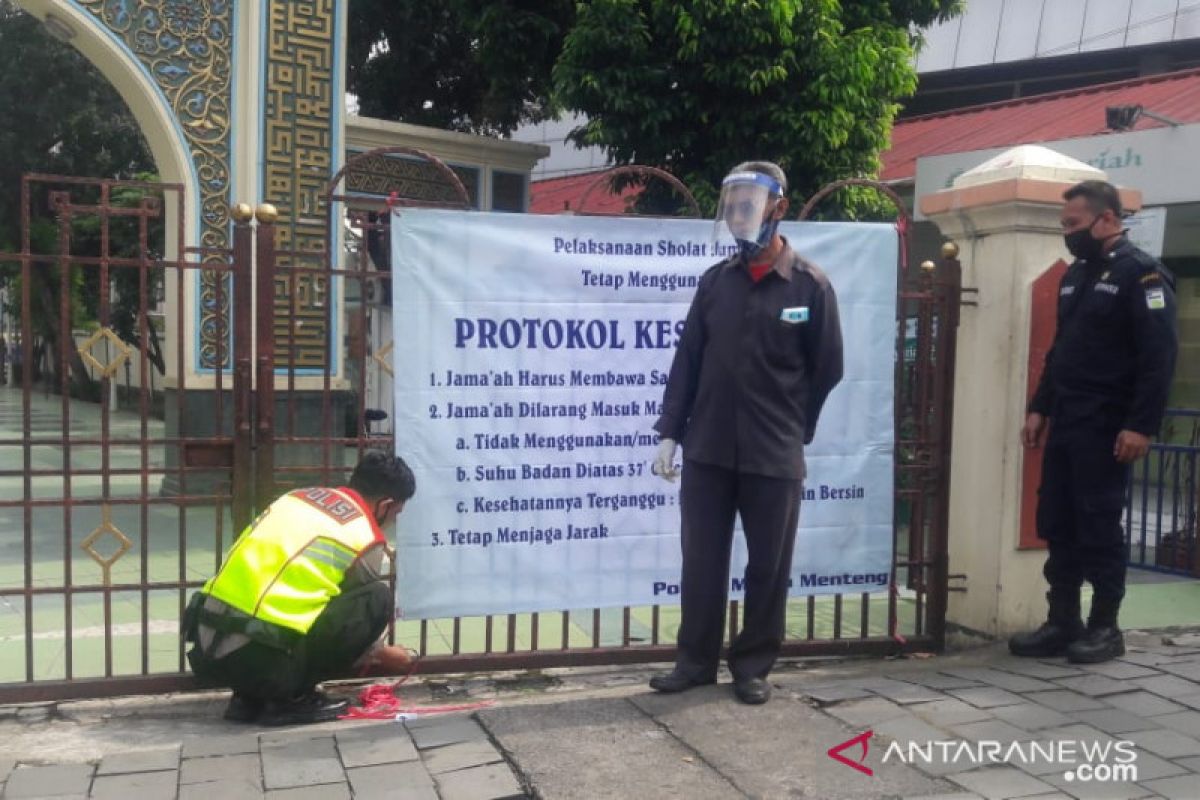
top-left (0, 695), bottom-right (526, 800)
top-left (9, 632), bottom-right (1200, 798)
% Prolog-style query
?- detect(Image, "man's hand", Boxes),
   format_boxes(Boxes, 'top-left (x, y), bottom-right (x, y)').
top-left (651, 438), bottom-right (679, 482)
top-left (1114, 430), bottom-right (1151, 463)
top-left (360, 645), bottom-right (414, 677)
top-left (1021, 413), bottom-right (1048, 449)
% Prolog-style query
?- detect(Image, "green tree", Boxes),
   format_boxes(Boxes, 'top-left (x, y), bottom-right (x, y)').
top-left (554, 0), bottom-right (961, 218)
top-left (71, 178), bottom-right (168, 376)
top-left (347, 0), bottom-right (575, 136)
top-left (0, 0), bottom-right (158, 395)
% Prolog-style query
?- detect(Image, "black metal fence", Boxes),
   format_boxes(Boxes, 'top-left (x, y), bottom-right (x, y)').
top-left (1126, 409), bottom-right (1200, 575)
top-left (0, 167), bottom-right (960, 702)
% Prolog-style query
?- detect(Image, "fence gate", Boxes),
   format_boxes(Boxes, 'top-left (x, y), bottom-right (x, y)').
top-left (0, 175), bottom-right (253, 701)
top-left (0, 166), bottom-right (960, 701)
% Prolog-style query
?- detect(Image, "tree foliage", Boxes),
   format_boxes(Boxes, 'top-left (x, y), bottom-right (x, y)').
top-left (554, 0), bottom-right (961, 218)
top-left (347, 0), bottom-right (575, 135)
top-left (0, 0), bottom-right (154, 247)
top-left (0, 0), bottom-right (160, 395)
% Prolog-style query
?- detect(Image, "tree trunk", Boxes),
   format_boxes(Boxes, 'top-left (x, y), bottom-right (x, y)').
top-left (33, 269), bottom-right (97, 399)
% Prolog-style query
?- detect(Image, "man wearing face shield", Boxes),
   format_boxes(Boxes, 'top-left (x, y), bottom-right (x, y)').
top-left (648, 162), bottom-right (844, 704)
top-left (1011, 180), bottom-right (1177, 664)
top-left (184, 451), bottom-right (416, 724)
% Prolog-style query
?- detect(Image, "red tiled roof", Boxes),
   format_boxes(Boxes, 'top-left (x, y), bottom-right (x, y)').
top-left (529, 170), bottom-right (639, 214)
top-left (529, 69), bottom-right (1200, 208)
top-left (882, 67), bottom-right (1200, 182)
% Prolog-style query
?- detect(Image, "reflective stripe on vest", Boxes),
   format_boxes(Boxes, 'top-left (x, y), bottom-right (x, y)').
top-left (203, 487), bottom-right (379, 634)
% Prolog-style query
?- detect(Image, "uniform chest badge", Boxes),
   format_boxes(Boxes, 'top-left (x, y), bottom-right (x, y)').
top-left (1146, 287), bottom-right (1166, 310)
top-left (780, 307), bottom-right (809, 324)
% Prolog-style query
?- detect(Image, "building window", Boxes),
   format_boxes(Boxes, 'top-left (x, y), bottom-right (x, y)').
top-left (452, 165), bottom-right (482, 209)
top-left (491, 170), bottom-right (527, 212)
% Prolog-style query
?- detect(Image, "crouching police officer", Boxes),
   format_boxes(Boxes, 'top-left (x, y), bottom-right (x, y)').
top-left (185, 451), bottom-right (416, 724)
top-left (1011, 180), bottom-right (1177, 664)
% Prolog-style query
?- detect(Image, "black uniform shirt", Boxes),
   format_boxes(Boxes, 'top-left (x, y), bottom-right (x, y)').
top-left (653, 239), bottom-right (844, 480)
top-left (1030, 236), bottom-right (1178, 435)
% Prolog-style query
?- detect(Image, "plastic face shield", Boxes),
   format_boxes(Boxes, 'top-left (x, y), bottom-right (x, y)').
top-left (713, 171), bottom-right (784, 255)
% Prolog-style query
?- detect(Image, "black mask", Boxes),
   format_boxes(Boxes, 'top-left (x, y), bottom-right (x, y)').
top-left (1064, 216), bottom-right (1103, 262)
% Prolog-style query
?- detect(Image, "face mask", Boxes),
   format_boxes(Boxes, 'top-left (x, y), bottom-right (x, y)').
top-left (1064, 216), bottom-right (1103, 261)
top-left (735, 211), bottom-right (781, 262)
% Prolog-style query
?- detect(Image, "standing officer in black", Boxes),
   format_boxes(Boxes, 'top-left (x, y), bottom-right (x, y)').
top-left (647, 162), bottom-right (843, 704)
top-left (1011, 180), bottom-right (1177, 664)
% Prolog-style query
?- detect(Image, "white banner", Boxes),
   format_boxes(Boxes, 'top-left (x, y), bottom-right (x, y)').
top-left (392, 211), bottom-right (896, 619)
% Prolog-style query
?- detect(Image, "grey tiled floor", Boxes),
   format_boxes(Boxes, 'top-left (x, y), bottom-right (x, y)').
top-left (0, 714), bottom-right (525, 800)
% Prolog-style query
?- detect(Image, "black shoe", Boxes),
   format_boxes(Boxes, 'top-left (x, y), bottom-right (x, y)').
top-left (1010, 587), bottom-right (1085, 657)
top-left (648, 670), bottom-right (714, 694)
top-left (1066, 626), bottom-right (1125, 664)
top-left (1008, 622), bottom-right (1084, 657)
top-left (222, 693), bottom-right (264, 723)
top-left (258, 690), bottom-right (349, 726)
top-left (733, 677), bottom-right (771, 705)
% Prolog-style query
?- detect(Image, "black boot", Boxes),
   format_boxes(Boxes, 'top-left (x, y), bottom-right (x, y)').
top-left (1009, 589), bottom-right (1084, 658)
top-left (649, 669), bottom-right (715, 694)
top-left (1067, 595), bottom-right (1124, 664)
top-left (222, 692), bottom-right (264, 723)
top-left (258, 689), bottom-right (349, 726)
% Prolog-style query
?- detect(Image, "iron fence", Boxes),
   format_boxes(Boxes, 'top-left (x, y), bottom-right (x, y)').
top-left (1126, 409), bottom-right (1200, 576)
top-left (0, 164), bottom-right (960, 701)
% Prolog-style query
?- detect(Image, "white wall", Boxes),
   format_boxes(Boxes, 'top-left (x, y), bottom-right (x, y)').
top-left (916, 0), bottom-right (1200, 73)
top-left (509, 113), bottom-right (610, 180)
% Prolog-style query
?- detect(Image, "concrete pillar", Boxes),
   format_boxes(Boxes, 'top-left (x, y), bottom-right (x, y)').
top-left (921, 145), bottom-right (1143, 637)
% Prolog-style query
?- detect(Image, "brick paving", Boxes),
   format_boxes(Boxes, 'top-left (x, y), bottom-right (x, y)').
top-left (783, 638), bottom-right (1200, 799)
top-left (11, 636), bottom-right (1200, 797)
top-left (0, 715), bottom-right (524, 800)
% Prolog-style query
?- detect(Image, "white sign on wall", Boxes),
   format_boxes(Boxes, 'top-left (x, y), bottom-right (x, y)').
top-left (914, 123), bottom-right (1200, 220)
top-left (391, 211), bottom-right (897, 619)
top-left (1123, 206), bottom-right (1168, 258)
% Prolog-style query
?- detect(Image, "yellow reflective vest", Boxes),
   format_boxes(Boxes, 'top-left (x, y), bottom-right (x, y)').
top-left (203, 487), bottom-right (385, 634)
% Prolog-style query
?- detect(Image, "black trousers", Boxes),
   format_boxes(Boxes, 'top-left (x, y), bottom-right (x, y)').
top-left (1036, 426), bottom-right (1130, 617)
top-left (189, 581), bottom-right (392, 702)
top-left (674, 459), bottom-right (803, 682)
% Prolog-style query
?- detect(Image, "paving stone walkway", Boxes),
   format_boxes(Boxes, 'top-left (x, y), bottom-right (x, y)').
top-left (773, 631), bottom-right (1200, 799)
top-left (0, 713), bottom-right (525, 800)
top-left (13, 632), bottom-right (1200, 798)
top-left (479, 630), bottom-right (1200, 799)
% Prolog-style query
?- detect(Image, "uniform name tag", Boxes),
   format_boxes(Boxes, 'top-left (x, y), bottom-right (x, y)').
top-left (1146, 287), bottom-right (1166, 310)
top-left (1094, 282), bottom-right (1120, 295)
top-left (1060, 286), bottom-right (1076, 296)
top-left (779, 306), bottom-right (809, 324)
